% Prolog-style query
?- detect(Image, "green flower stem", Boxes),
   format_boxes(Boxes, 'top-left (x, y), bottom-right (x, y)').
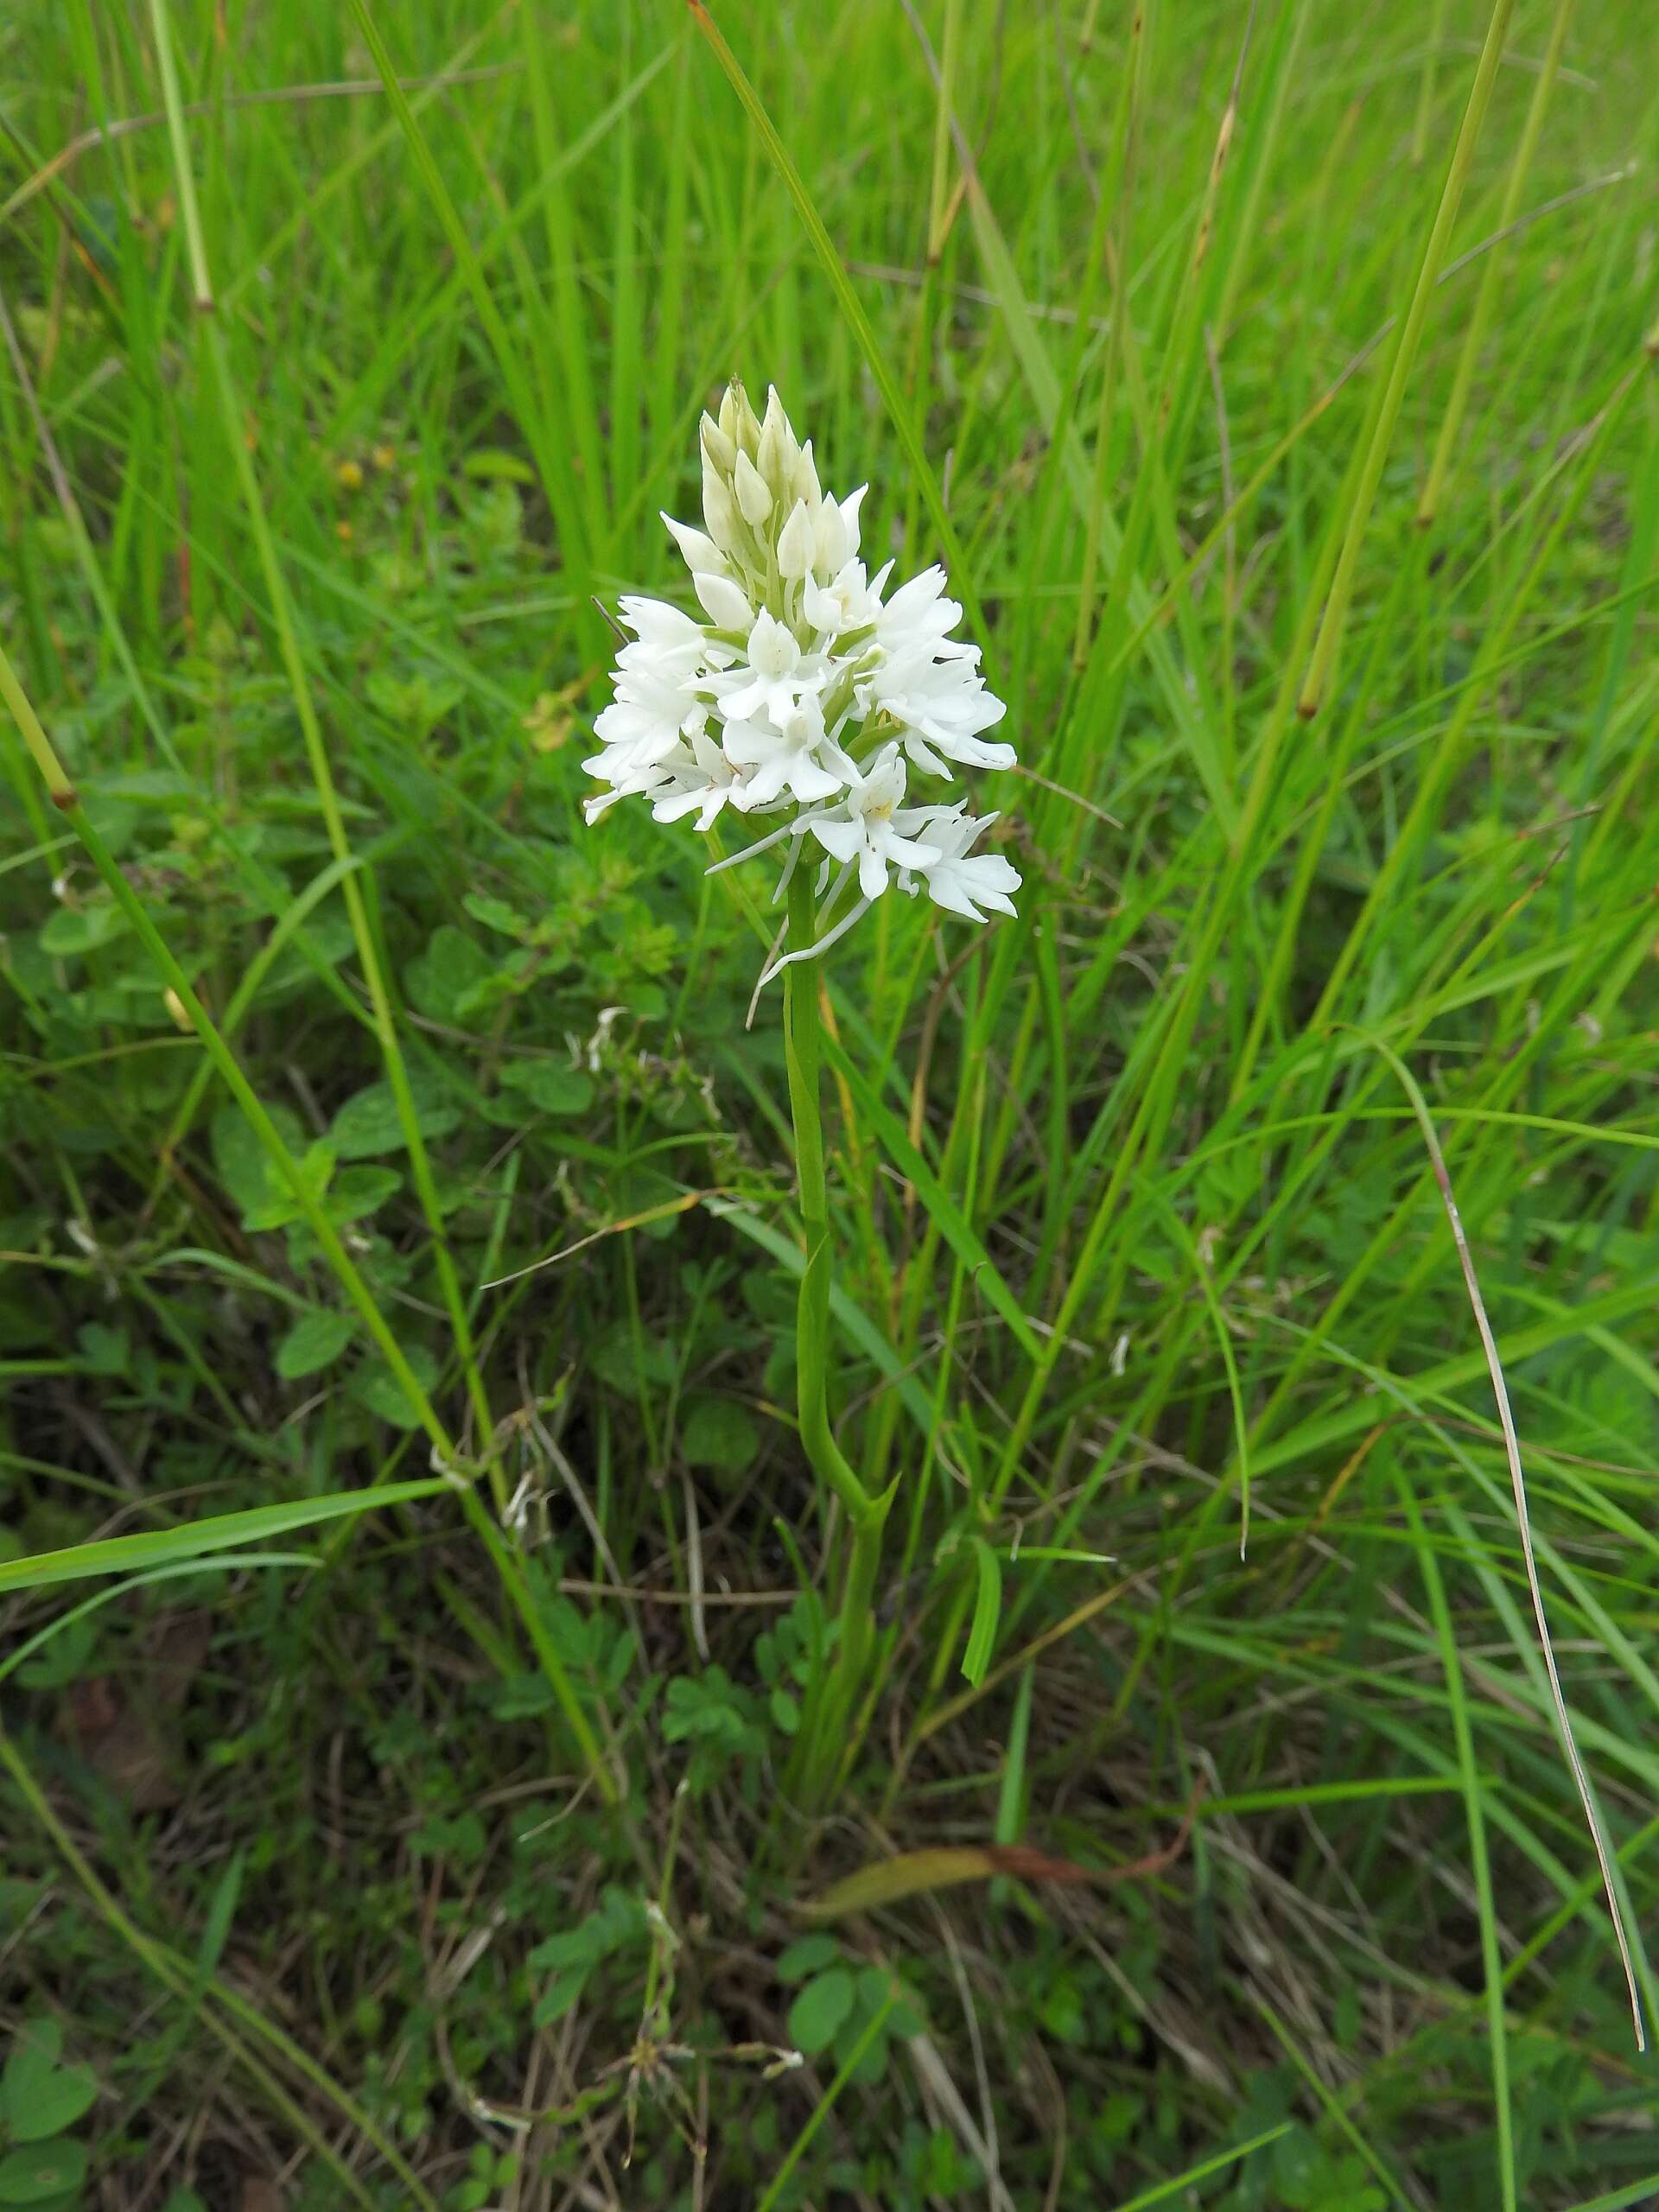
top-left (818, 1489), bottom-right (889, 1786)
top-left (783, 869), bottom-right (892, 1803)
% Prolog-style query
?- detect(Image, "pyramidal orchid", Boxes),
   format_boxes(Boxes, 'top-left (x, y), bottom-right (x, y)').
top-left (582, 381), bottom-right (1020, 1809)
top-left (583, 380), bottom-right (1019, 988)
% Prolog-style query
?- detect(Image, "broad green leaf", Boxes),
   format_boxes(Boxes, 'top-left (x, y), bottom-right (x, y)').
top-left (2, 2021), bottom-right (62, 2113)
top-left (786, 1968), bottom-right (854, 2055)
top-left (243, 1140), bottom-right (334, 1231)
top-left (680, 1395), bottom-right (761, 1473)
top-left (328, 1078), bottom-right (461, 1159)
top-left (75, 1323), bottom-right (128, 1376)
top-left (0, 2138), bottom-right (89, 2205)
top-left (405, 924), bottom-right (493, 1021)
top-left (498, 1059), bottom-right (595, 1116)
top-left (324, 1165), bottom-right (403, 1224)
top-left (211, 1099), bottom-right (307, 1217)
top-left (589, 1323), bottom-right (675, 1395)
top-left (10, 2062), bottom-right (97, 2145)
top-left (275, 1308), bottom-right (357, 1380)
top-left (39, 899), bottom-right (129, 956)
top-left (352, 1345), bottom-right (441, 1429)
top-left (775, 1933), bottom-right (839, 1984)
top-left (463, 892), bottom-right (530, 938)
top-left (531, 1968), bottom-right (589, 2026)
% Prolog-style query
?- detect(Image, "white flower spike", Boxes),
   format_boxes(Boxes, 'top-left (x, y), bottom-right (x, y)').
top-left (583, 379), bottom-right (1020, 982)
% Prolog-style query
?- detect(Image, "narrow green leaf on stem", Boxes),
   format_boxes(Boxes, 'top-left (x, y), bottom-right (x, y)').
top-left (961, 1537), bottom-right (1002, 1685)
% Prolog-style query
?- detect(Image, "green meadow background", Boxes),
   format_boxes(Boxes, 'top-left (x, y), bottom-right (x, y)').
top-left (3, 1), bottom-right (1658, 2206)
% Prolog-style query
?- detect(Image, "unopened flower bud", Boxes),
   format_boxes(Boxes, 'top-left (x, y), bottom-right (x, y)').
top-left (814, 500), bottom-right (849, 577)
top-left (776, 499), bottom-right (815, 579)
top-left (702, 463), bottom-right (741, 552)
top-left (792, 439), bottom-right (822, 513)
top-left (734, 449), bottom-right (773, 528)
top-left (721, 378), bottom-right (762, 459)
top-left (694, 569), bottom-right (753, 631)
top-left (700, 410), bottom-right (737, 476)
top-left (757, 423), bottom-right (786, 504)
top-left (814, 485), bottom-right (866, 578)
top-left (662, 512), bottom-right (726, 575)
top-left (757, 385), bottom-right (798, 502)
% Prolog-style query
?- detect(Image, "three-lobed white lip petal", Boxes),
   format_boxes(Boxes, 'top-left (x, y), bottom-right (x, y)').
top-left (874, 645), bottom-right (1015, 775)
top-left (804, 745), bottom-right (944, 900)
top-left (724, 702), bottom-right (845, 807)
top-left (650, 728), bottom-right (746, 832)
top-left (893, 801), bottom-right (1021, 918)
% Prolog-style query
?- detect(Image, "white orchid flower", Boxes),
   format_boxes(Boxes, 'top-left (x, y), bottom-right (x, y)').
top-left (650, 728), bottom-right (747, 832)
top-left (812, 484), bottom-right (867, 578)
top-left (874, 565), bottom-right (975, 660)
top-left (873, 648), bottom-right (1015, 775)
top-left (804, 745), bottom-right (942, 901)
top-left (713, 608), bottom-right (822, 730)
top-left (582, 738), bottom-right (682, 823)
top-left (723, 695), bottom-right (845, 809)
top-left (894, 802), bottom-right (1022, 919)
top-left (803, 556), bottom-right (889, 641)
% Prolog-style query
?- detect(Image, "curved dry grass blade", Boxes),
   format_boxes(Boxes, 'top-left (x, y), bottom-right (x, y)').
top-left (799, 1802), bottom-right (1197, 1919)
top-left (1360, 1028), bottom-right (1646, 2050)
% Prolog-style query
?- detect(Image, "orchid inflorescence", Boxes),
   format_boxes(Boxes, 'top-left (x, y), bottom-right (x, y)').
top-left (582, 380), bottom-right (1019, 987)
